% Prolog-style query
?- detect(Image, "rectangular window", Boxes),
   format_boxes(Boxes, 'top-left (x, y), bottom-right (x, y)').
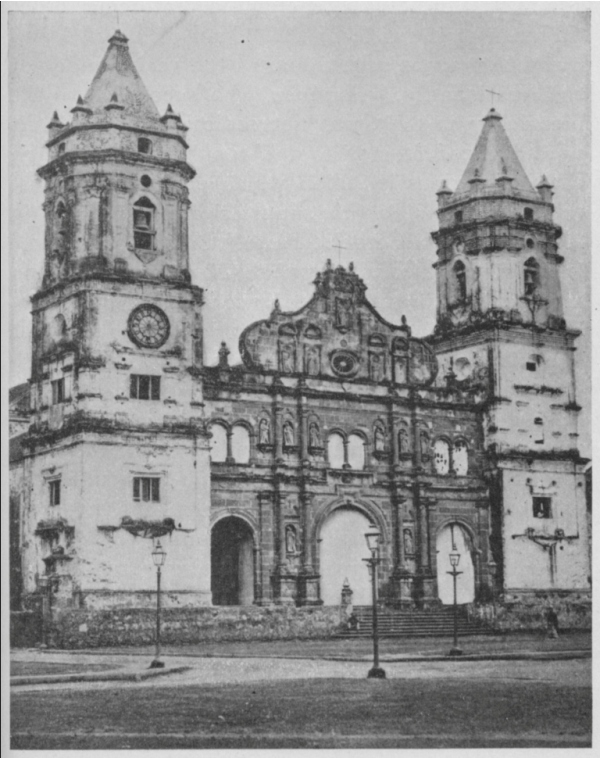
top-left (533, 497), bottom-right (551, 519)
top-left (51, 378), bottom-right (65, 404)
top-left (49, 479), bottom-right (61, 507)
top-left (130, 375), bottom-right (161, 400)
top-left (526, 362), bottom-right (537, 372)
top-left (133, 477), bottom-right (160, 503)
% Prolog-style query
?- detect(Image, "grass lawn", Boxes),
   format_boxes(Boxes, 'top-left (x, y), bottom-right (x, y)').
top-left (11, 661), bottom-right (116, 677)
top-left (84, 630), bottom-right (591, 660)
top-left (12, 676), bottom-right (591, 749)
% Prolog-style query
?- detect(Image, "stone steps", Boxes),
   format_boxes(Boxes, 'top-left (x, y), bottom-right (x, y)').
top-left (337, 605), bottom-right (494, 638)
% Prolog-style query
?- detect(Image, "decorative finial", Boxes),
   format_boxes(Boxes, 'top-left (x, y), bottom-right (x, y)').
top-left (349, 262), bottom-right (354, 272)
top-left (109, 29), bottom-right (129, 46)
top-left (326, 258), bottom-right (332, 270)
top-left (47, 111), bottom-right (63, 129)
top-left (401, 315), bottom-right (407, 326)
top-left (70, 95), bottom-right (92, 115)
top-left (218, 341), bottom-right (230, 368)
top-left (105, 92), bottom-right (125, 111)
top-left (160, 104), bottom-right (182, 125)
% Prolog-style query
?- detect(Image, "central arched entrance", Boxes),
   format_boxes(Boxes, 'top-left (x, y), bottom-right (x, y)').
top-left (319, 506), bottom-right (373, 605)
top-left (211, 517), bottom-right (254, 606)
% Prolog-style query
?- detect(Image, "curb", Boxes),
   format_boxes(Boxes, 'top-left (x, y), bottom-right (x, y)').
top-left (11, 665), bottom-right (191, 687)
top-left (322, 650), bottom-right (592, 663)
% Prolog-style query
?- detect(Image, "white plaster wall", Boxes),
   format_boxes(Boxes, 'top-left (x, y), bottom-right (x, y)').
top-left (502, 464), bottom-right (589, 591)
top-left (24, 435), bottom-right (212, 600)
top-left (492, 340), bottom-right (578, 453)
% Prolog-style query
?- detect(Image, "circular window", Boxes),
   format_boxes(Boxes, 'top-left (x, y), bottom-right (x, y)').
top-left (140, 175), bottom-right (152, 188)
top-left (330, 350), bottom-right (360, 377)
top-left (127, 304), bottom-right (170, 349)
top-left (526, 238), bottom-right (535, 249)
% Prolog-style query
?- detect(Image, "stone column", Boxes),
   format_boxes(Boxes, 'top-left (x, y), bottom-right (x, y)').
top-left (257, 491), bottom-right (275, 604)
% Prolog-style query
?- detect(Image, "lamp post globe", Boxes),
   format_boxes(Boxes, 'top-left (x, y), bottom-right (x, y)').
top-left (447, 550), bottom-right (463, 657)
top-left (150, 539), bottom-right (167, 669)
top-left (364, 525), bottom-right (386, 679)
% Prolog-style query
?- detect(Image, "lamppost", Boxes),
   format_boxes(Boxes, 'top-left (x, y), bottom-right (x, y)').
top-left (447, 551), bottom-right (463, 656)
top-left (364, 525), bottom-right (386, 679)
top-left (150, 539), bottom-right (167, 669)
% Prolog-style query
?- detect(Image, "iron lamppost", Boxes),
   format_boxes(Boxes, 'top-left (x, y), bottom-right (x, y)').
top-left (447, 551), bottom-right (463, 656)
top-left (150, 539), bottom-right (167, 669)
top-left (364, 525), bottom-right (386, 679)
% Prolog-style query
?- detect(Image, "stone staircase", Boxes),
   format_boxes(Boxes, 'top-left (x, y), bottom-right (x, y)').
top-left (337, 605), bottom-right (494, 638)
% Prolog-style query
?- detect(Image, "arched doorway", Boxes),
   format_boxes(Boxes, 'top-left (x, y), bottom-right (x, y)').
top-left (436, 523), bottom-right (475, 605)
top-left (319, 506), bottom-right (373, 605)
top-left (211, 517), bottom-right (254, 606)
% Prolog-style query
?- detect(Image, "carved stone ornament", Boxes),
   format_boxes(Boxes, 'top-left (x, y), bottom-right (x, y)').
top-left (127, 241), bottom-right (162, 265)
top-left (330, 349), bottom-right (360, 378)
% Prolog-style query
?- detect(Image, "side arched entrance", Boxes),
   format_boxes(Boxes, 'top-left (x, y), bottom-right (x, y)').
top-left (211, 517), bottom-right (254, 606)
top-left (319, 506), bottom-right (373, 605)
top-left (436, 522), bottom-right (475, 605)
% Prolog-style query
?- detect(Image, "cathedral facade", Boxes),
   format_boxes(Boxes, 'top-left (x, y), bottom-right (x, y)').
top-left (9, 31), bottom-right (590, 638)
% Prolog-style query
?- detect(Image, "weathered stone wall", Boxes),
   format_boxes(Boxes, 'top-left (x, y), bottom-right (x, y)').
top-left (47, 604), bottom-right (344, 649)
top-left (469, 593), bottom-right (591, 632)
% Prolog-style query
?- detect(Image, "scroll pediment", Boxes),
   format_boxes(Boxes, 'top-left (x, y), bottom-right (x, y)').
top-left (238, 263), bottom-right (438, 386)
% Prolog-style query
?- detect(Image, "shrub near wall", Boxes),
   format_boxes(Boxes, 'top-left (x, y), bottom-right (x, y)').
top-left (49, 605), bottom-right (344, 649)
top-left (470, 593), bottom-right (592, 633)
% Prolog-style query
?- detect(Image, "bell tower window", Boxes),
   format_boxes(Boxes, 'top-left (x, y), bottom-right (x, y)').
top-left (133, 197), bottom-right (155, 250)
top-left (137, 137), bottom-right (152, 155)
top-left (524, 258), bottom-right (540, 296)
top-left (454, 260), bottom-right (467, 301)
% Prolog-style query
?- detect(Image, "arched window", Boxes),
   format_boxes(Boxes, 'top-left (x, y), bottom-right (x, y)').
top-left (133, 197), bottom-right (155, 250)
top-left (454, 260), bottom-right (467, 301)
top-left (524, 258), bottom-right (540, 296)
top-left (347, 434), bottom-right (365, 470)
top-left (398, 427), bottom-right (410, 455)
top-left (209, 424), bottom-right (228, 463)
top-left (138, 137), bottom-right (152, 154)
top-left (327, 433), bottom-right (345, 469)
top-left (434, 439), bottom-right (451, 475)
top-left (524, 207), bottom-right (534, 221)
top-left (231, 425), bottom-right (250, 463)
top-left (453, 440), bottom-right (469, 475)
top-left (454, 210), bottom-right (463, 223)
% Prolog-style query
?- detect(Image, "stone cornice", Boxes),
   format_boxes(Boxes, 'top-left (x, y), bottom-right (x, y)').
top-left (45, 122), bottom-right (189, 150)
top-left (38, 148), bottom-right (195, 181)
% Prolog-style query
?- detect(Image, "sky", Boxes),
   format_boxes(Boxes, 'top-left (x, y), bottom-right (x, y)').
top-left (7, 6), bottom-right (591, 454)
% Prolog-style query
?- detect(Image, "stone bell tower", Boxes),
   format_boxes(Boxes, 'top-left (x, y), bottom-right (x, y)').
top-left (21, 31), bottom-right (212, 612)
top-left (429, 109), bottom-right (590, 601)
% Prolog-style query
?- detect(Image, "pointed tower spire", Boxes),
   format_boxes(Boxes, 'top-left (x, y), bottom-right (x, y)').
top-left (455, 108), bottom-right (536, 198)
top-left (83, 30), bottom-right (161, 123)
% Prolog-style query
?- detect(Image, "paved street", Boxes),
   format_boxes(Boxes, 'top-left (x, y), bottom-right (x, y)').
top-left (11, 653), bottom-right (591, 748)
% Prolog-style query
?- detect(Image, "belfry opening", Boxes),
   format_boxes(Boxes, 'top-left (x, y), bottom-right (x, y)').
top-left (211, 517), bottom-right (255, 606)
